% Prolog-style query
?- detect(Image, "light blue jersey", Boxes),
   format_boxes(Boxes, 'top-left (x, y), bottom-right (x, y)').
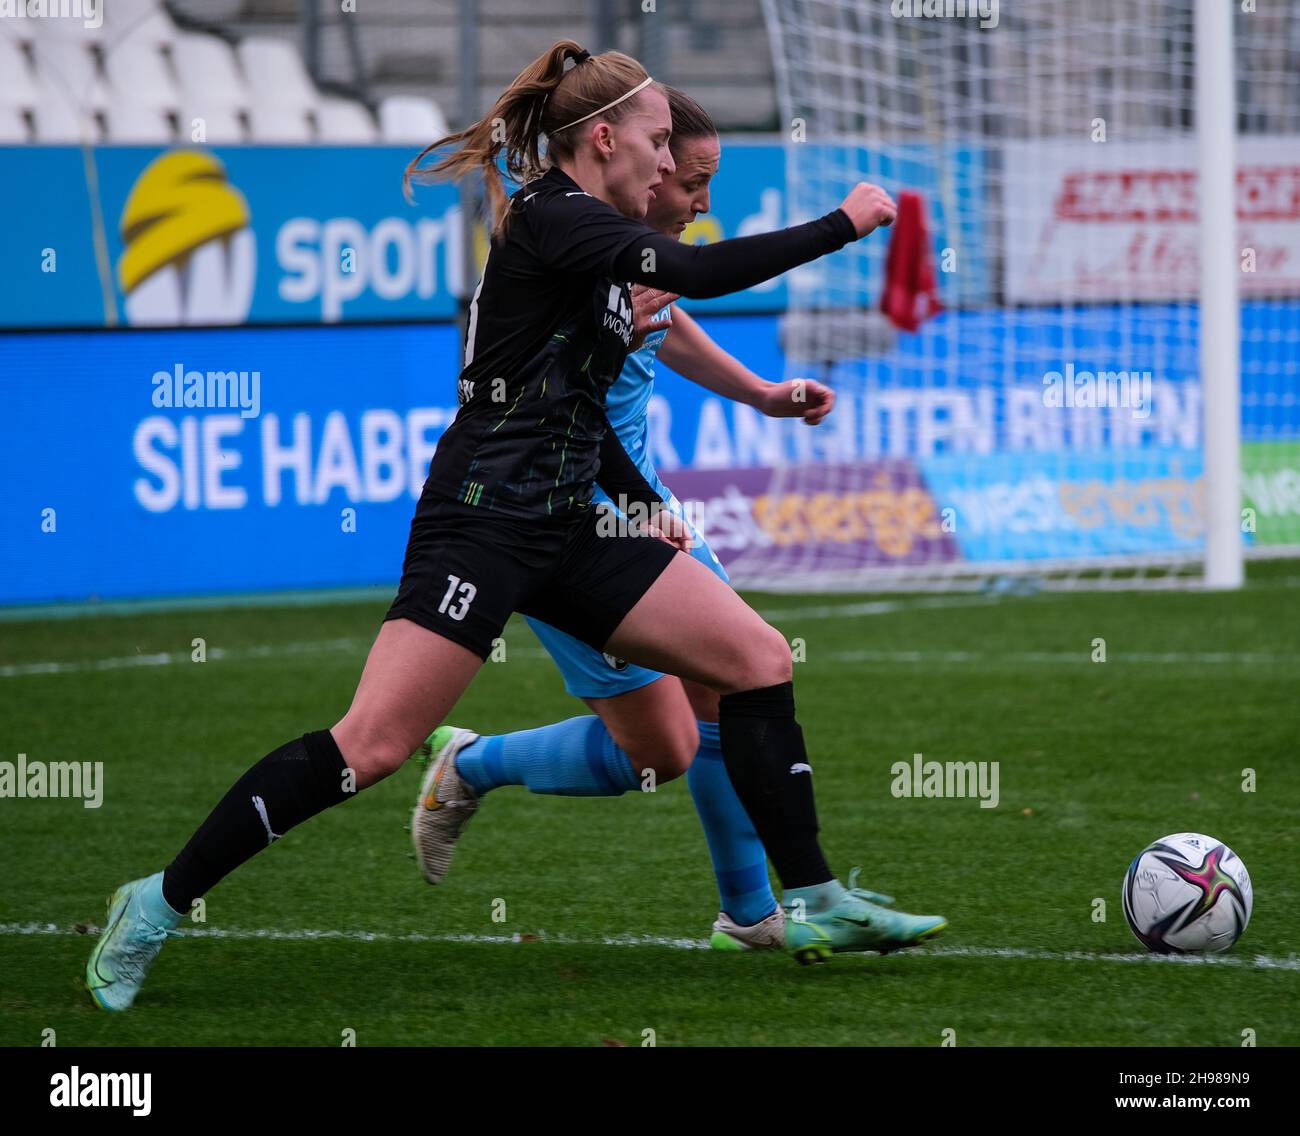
top-left (598, 309), bottom-right (668, 476)
top-left (526, 308), bottom-right (730, 699)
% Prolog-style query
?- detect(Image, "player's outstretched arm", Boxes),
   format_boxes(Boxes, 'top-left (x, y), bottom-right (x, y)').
top-left (657, 305), bottom-right (835, 426)
top-left (613, 182), bottom-right (896, 300)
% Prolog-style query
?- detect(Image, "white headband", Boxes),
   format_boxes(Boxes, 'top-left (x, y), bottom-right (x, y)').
top-left (552, 76), bottom-right (655, 134)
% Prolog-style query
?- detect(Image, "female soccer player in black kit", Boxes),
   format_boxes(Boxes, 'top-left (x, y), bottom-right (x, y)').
top-left (86, 41), bottom-right (945, 1009)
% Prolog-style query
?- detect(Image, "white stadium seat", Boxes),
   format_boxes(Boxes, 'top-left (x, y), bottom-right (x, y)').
top-left (378, 95), bottom-right (450, 144)
top-left (247, 105), bottom-right (314, 143)
top-left (191, 0), bottom-right (248, 20)
top-left (5, 19), bottom-right (379, 147)
top-left (179, 105), bottom-right (246, 144)
top-left (31, 39), bottom-right (105, 109)
top-left (107, 1), bottom-right (179, 51)
top-left (0, 38), bottom-right (39, 107)
top-left (30, 85), bottom-right (96, 143)
top-left (238, 36), bottom-right (318, 111)
top-left (103, 41), bottom-right (179, 111)
top-left (23, 14), bottom-right (102, 45)
top-left (172, 34), bottom-right (250, 110)
top-left (104, 102), bottom-right (174, 144)
top-left (0, 105), bottom-right (30, 143)
top-left (315, 97), bottom-right (377, 143)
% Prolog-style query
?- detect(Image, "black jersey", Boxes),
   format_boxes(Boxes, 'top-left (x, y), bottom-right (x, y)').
top-left (425, 166), bottom-right (652, 518)
top-left (423, 164), bottom-right (859, 519)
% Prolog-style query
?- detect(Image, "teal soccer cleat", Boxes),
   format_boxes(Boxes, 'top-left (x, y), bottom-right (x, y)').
top-left (85, 873), bottom-right (179, 1012)
top-left (784, 868), bottom-right (947, 965)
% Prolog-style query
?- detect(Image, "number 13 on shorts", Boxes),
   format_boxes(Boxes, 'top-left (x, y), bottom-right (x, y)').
top-left (438, 574), bottom-right (477, 621)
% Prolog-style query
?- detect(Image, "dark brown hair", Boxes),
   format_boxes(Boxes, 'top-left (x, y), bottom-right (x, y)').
top-left (663, 85), bottom-right (717, 158)
top-left (404, 40), bottom-right (653, 236)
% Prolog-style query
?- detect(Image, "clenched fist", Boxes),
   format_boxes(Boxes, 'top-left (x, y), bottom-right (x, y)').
top-left (837, 182), bottom-right (898, 238)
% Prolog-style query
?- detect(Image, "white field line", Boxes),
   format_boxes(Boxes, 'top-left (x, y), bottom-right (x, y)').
top-left (757, 595), bottom-right (997, 621)
top-left (0, 638), bottom-right (371, 679)
top-left (0, 597), bottom-right (980, 679)
top-left (4, 641), bottom-right (1290, 680)
top-left (3, 593), bottom-right (1294, 678)
top-left (825, 649), bottom-right (1300, 666)
top-left (4, 921), bottom-right (1297, 971)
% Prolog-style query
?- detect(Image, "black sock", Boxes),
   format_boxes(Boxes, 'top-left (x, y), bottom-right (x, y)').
top-left (162, 730), bottom-right (352, 912)
top-left (717, 682), bottom-right (832, 889)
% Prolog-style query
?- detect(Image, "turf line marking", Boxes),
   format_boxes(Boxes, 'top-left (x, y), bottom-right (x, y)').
top-left (0, 587), bottom-right (394, 623)
top-left (5, 571), bottom-right (1298, 626)
top-left (0, 638), bottom-right (372, 679)
top-left (6, 637), bottom-right (1294, 680)
top-left (825, 649), bottom-right (1300, 666)
top-left (5, 922), bottom-right (1296, 971)
top-left (0, 597), bottom-right (996, 679)
top-left (757, 595), bottom-right (998, 621)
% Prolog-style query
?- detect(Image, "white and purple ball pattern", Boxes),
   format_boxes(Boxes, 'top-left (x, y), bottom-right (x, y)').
top-left (1122, 832), bottom-right (1252, 954)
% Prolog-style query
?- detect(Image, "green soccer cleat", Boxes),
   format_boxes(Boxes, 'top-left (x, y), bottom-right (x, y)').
top-left (85, 874), bottom-right (179, 1012)
top-left (784, 868), bottom-right (947, 965)
top-left (410, 725), bottom-right (481, 885)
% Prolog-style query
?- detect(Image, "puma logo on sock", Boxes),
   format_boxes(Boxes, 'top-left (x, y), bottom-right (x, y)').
top-left (789, 762), bottom-right (813, 775)
top-left (252, 795), bottom-right (281, 844)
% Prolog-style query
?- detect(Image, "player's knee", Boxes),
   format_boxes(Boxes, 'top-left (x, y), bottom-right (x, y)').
top-left (620, 719), bottom-right (697, 784)
top-left (730, 624), bottom-right (793, 691)
top-left (331, 718), bottom-right (415, 785)
top-left (658, 717), bottom-right (699, 779)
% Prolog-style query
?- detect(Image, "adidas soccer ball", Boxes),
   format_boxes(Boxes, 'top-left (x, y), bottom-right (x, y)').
top-left (1122, 833), bottom-right (1252, 954)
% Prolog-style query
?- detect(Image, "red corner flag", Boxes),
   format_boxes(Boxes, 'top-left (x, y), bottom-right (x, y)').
top-left (879, 190), bottom-right (942, 332)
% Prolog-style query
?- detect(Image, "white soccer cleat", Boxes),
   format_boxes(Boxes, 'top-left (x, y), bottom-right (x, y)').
top-left (709, 905), bottom-right (786, 951)
top-left (411, 726), bottom-right (481, 885)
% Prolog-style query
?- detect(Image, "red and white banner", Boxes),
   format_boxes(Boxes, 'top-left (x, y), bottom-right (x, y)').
top-left (1003, 136), bottom-right (1300, 302)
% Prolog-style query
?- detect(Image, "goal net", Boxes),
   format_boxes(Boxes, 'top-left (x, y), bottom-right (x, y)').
top-left (735, 0), bottom-right (1300, 592)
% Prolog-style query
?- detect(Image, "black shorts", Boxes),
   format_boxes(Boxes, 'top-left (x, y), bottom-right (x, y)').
top-left (385, 494), bottom-right (679, 660)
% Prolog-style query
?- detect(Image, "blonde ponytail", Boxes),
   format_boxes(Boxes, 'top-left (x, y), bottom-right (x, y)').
top-left (404, 41), bottom-right (652, 237)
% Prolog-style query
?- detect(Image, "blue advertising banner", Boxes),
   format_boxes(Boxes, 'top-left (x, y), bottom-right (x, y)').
top-left (645, 307), bottom-right (1214, 475)
top-left (3, 300), bottom-right (1293, 605)
top-left (0, 146), bottom-right (463, 327)
top-left (0, 139), bottom-right (984, 328)
top-left (2, 322), bottom-right (463, 604)
top-left (918, 448), bottom-right (1206, 564)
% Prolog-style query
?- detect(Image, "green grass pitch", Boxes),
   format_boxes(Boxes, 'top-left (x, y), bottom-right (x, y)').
top-left (2, 562), bottom-right (1297, 1047)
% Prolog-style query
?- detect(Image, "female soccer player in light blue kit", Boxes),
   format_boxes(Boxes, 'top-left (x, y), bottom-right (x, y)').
top-left (412, 88), bottom-right (844, 949)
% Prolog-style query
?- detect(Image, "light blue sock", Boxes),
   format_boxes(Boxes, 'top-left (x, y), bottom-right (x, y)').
top-left (456, 716), bottom-right (642, 797)
top-left (782, 879), bottom-right (847, 916)
top-left (138, 871), bottom-right (184, 929)
top-left (686, 720), bottom-right (779, 927)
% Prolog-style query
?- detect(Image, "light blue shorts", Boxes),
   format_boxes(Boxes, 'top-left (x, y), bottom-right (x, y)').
top-left (525, 467), bottom-right (729, 699)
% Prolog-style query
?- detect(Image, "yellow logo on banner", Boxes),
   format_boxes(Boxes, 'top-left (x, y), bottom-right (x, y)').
top-left (118, 150), bottom-right (255, 325)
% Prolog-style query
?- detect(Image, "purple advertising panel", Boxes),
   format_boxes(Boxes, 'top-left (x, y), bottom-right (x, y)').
top-left (663, 460), bottom-right (962, 582)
